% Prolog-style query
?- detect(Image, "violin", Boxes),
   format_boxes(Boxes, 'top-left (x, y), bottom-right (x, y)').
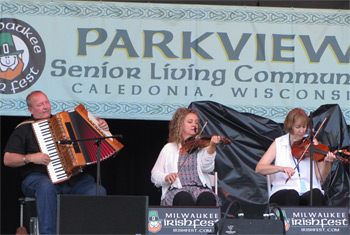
top-left (285, 116), bottom-right (349, 184)
top-left (168, 134), bottom-right (231, 189)
top-left (286, 137), bottom-right (349, 184)
top-left (291, 137), bottom-right (330, 161)
top-left (181, 134), bottom-right (231, 154)
top-left (292, 137), bottom-right (349, 163)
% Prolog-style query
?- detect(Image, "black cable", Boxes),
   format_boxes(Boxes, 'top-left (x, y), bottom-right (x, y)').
top-left (217, 200), bottom-right (242, 235)
top-left (268, 203), bottom-right (286, 235)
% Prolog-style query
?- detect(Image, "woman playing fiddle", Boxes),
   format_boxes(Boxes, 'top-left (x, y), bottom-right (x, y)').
top-left (151, 107), bottom-right (221, 206)
top-left (255, 108), bottom-right (336, 206)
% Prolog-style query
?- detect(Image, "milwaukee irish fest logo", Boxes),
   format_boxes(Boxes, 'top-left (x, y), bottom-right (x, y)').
top-left (0, 18), bottom-right (45, 94)
top-left (276, 207), bottom-right (349, 234)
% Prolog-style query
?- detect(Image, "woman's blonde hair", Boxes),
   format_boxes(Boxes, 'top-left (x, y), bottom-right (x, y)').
top-left (284, 108), bottom-right (309, 134)
top-left (168, 107), bottom-right (198, 145)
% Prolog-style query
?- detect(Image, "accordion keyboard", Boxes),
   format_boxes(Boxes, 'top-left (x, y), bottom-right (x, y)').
top-left (32, 120), bottom-right (69, 183)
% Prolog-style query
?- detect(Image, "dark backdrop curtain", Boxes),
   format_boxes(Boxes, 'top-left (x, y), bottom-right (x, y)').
top-left (189, 101), bottom-right (350, 217)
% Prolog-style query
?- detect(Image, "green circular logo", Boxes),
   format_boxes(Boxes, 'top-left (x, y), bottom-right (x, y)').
top-left (0, 18), bottom-right (46, 94)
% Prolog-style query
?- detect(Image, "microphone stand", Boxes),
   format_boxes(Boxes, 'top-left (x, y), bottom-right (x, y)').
top-left (309, 113), bottom-right (314, 206)
top-left (57, 135), bottom-right (123, 196)
top-left (95, 138), bottom-right (102, 196)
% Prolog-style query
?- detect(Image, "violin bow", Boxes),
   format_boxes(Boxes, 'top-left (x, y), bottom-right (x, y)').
top-left (199, 121), bottom-right (208, 135)
top-left (312, 116), bottom-right (328, 140)
top-left (285, 116), bottom-right (328, 184)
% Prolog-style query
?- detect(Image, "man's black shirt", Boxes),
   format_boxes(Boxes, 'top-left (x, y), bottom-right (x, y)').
top-left (4, 117), bottom-right (48, 179)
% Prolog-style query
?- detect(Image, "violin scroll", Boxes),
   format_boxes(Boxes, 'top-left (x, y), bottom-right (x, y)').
top-left (333, 149), bottom-right (349, 163)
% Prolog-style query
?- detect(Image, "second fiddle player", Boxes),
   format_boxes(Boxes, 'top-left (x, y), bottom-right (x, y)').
top-left (255, 108), bottom-right (336, 206)
top-left (151, 107), bottom-right (221, 206)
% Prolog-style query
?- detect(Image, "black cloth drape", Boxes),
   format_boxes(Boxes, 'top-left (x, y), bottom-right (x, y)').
top-left (189, 101), bottom-right (349, 218)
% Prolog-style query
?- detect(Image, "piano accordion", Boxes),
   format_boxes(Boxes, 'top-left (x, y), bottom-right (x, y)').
top-left (32, 104), bottom-right (123, 184)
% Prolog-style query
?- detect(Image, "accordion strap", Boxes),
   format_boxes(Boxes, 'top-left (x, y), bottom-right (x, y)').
top-left (15, 120), bottom-right (34, 129)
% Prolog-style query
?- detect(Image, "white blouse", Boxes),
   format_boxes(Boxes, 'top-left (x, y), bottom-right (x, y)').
top-left (270, 133), bottom-right (323, 197)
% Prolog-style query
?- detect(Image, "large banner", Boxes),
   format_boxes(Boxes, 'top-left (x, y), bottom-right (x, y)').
top-left (1, 1), bottom-right (349, 122)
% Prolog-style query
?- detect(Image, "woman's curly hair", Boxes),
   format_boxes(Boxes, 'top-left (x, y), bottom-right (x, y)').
top-left (168, 107), bottom-right (198, 145)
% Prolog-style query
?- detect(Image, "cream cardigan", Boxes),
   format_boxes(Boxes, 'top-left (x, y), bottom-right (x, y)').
top-left (151, 142), bottom-right (216, 200)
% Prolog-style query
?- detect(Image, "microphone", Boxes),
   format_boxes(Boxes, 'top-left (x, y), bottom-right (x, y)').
top-left (110, 134), bottom-right (123, 139)
top-left (194, 127), bottom-right (198, 133)
top-left (56, 140), bottom-right (74, 144)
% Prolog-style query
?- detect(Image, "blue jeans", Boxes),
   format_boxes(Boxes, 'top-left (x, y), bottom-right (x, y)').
top-left (22, 172), bottom-right (106, 234)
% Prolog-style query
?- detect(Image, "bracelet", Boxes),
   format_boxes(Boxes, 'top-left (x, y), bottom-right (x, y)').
top-left (23, 156), bottom-right (28, 164)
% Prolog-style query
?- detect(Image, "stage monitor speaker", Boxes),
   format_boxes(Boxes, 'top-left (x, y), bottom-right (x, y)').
top-left (215, 219), bottom-right (284, 234)
top-left (57, 195), bottom-right (148, 234)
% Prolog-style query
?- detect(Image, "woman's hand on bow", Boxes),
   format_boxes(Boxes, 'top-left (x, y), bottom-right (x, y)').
top-left (165, 173), bottom-right (178, 184)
